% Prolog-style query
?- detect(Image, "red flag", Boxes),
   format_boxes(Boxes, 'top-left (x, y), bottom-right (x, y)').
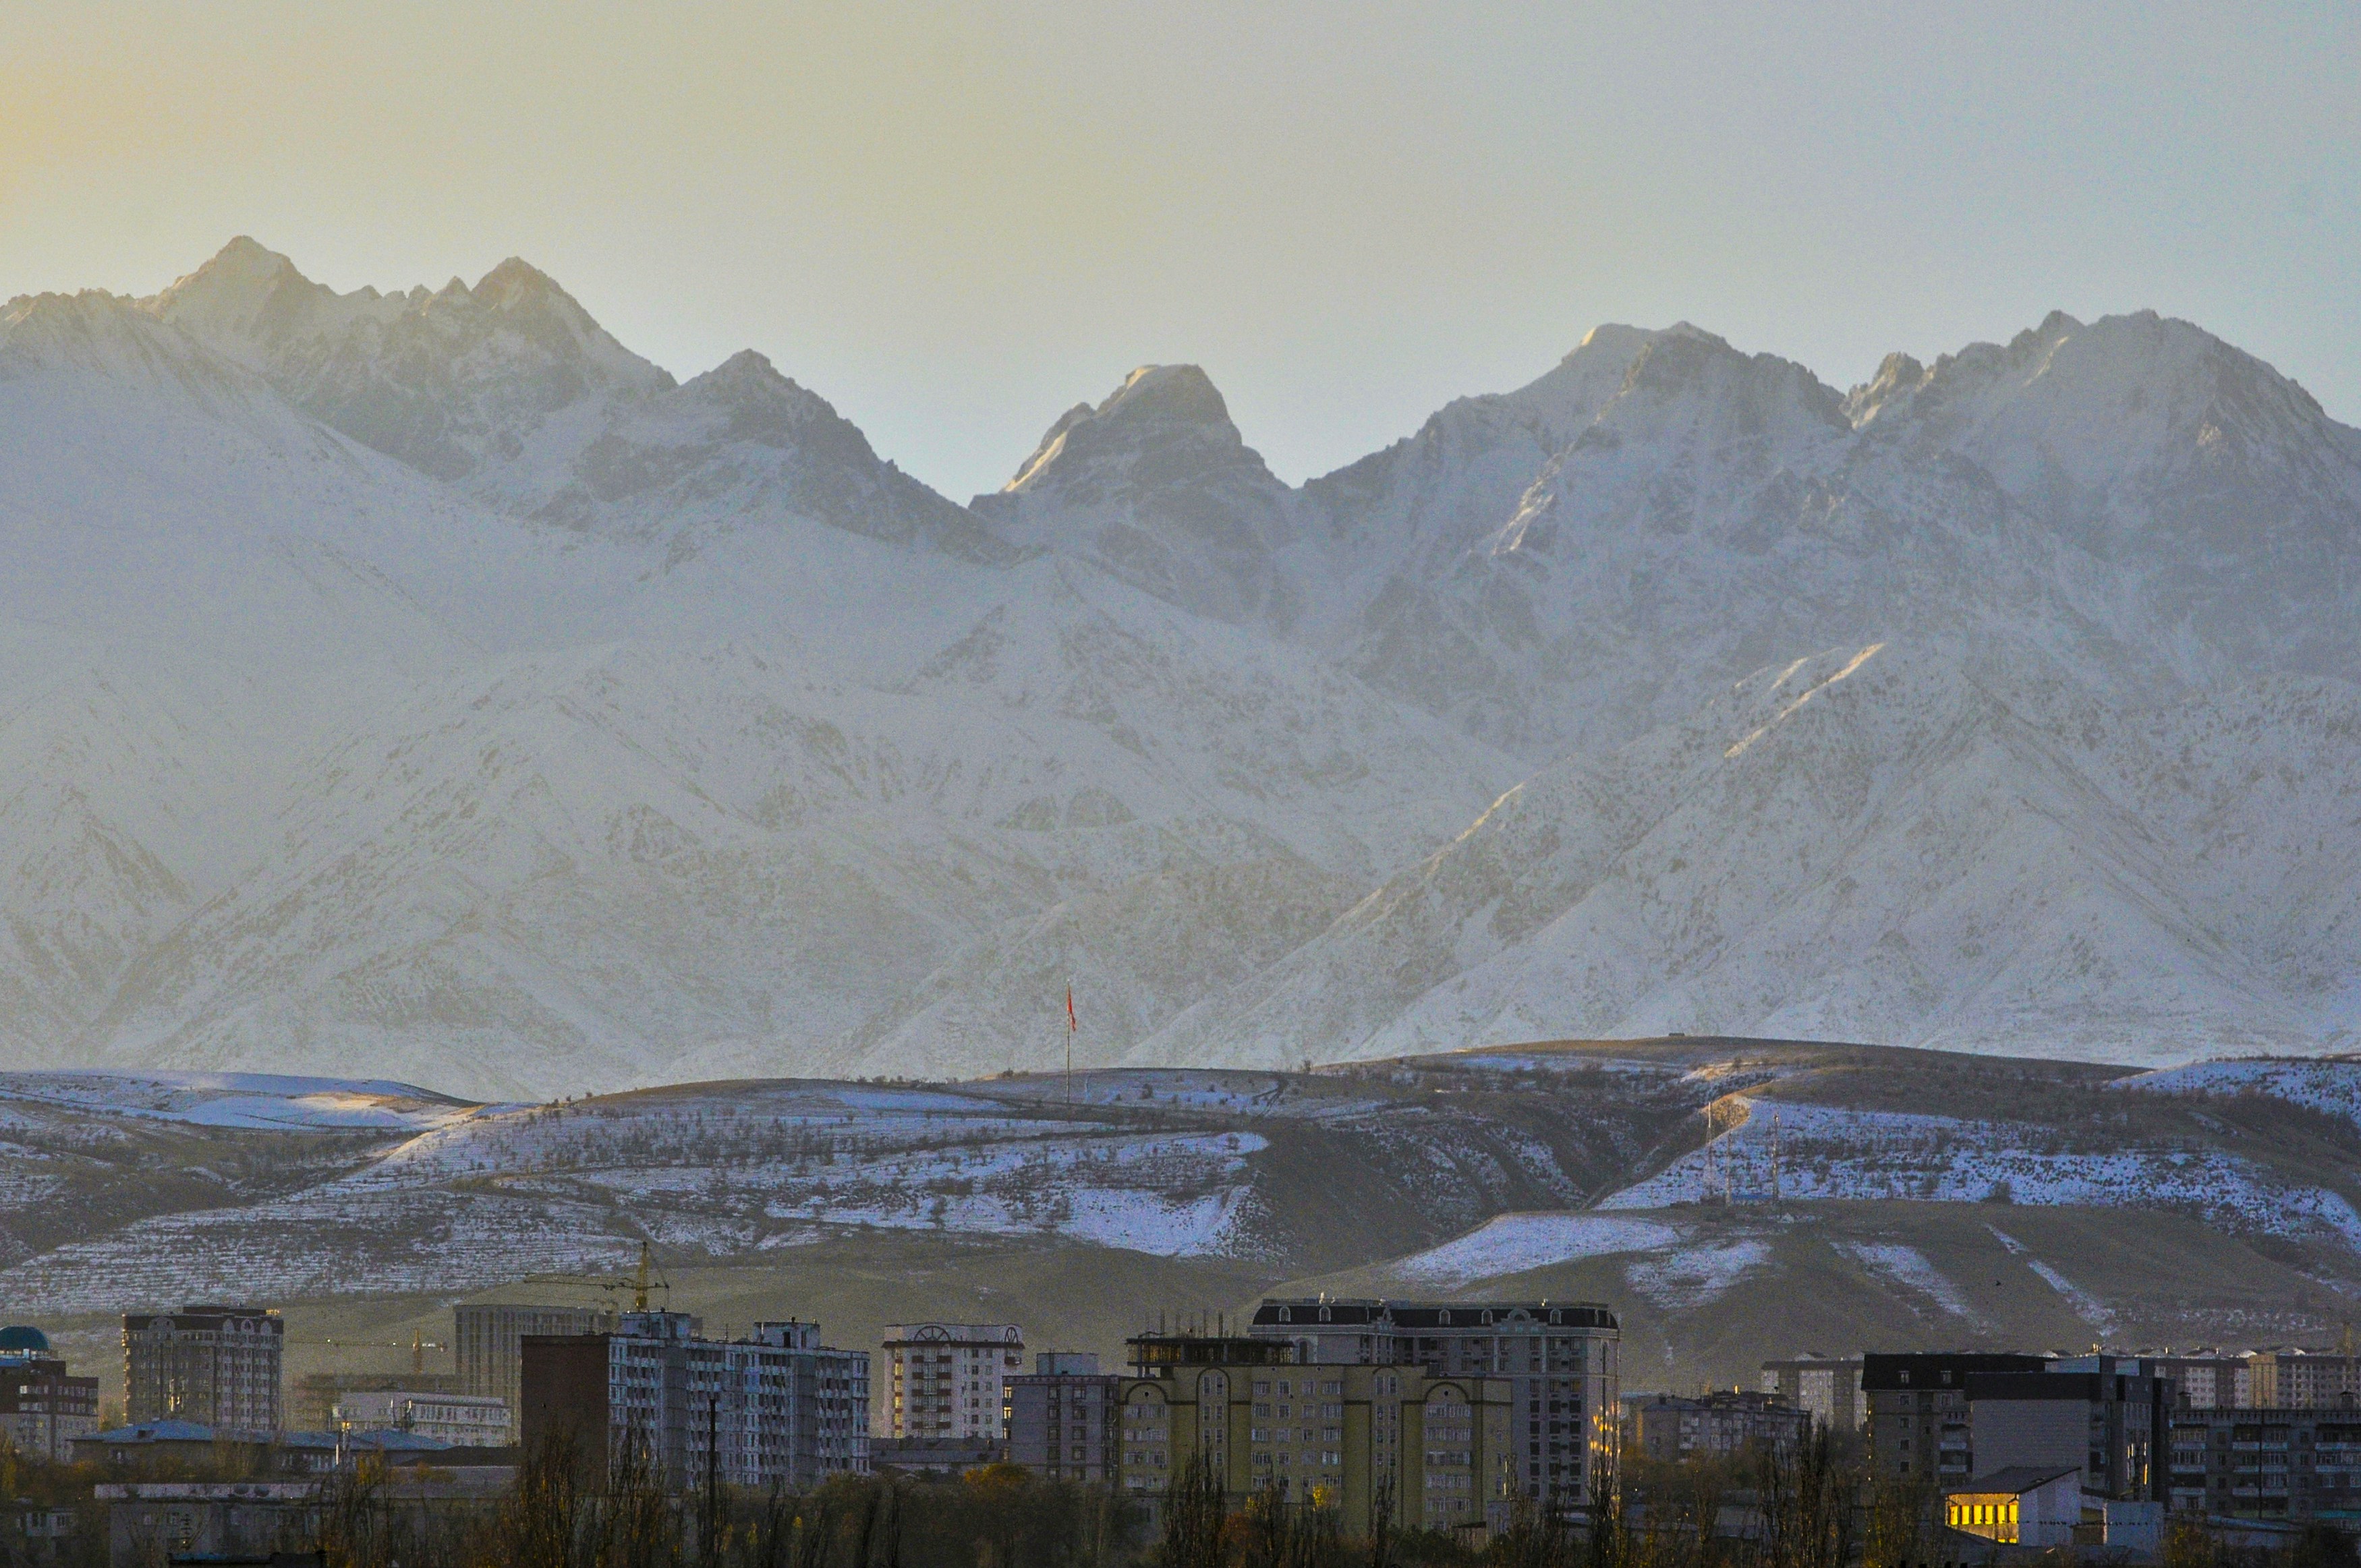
top-left (1066, 984), bottom-right (1076, 1033)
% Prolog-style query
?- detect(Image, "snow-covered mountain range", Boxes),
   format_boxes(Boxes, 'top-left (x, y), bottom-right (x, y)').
top-left (2, 239), bottom-right (2356, 1097)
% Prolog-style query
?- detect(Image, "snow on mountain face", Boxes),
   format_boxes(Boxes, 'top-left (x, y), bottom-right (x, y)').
top-left (5, 236), bottom-right (2360, 1091)
top-left (971, 365), bottom-right (1303, 630)
top-left (1328, 313), bottom-right (2361, 759)
top-left (146, 239), bottom-right (669, 482)
top-left (144, 239), bottom-right (1009, 562)
top-left (1142, 639), bottom-right (2361, 1070)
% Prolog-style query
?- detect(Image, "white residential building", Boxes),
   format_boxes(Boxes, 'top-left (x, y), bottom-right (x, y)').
top-left (883, 1324), bottom-right (1025, 1440)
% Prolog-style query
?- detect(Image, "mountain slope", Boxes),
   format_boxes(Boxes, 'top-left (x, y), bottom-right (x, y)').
top-left (1143, 640), bottom-right (2361, 1068)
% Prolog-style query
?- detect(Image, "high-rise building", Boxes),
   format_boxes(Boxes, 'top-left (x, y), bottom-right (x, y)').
top-left (1967, 1364), bottom-right (2167, 1501)
top-left (1116, 1331), bottom-right (1514, 1536)
top-left (1249, 1298), bottom-right (1618, 1511)
top-left (1862, 1353), bottom-right (2048, 1486)
top-left (521, 1311), bottom-right (868, 1489)
top-left (123, 1306), bottom-right (283, 1433)
top-left (456, 1302), bottom-right (616, 1414)
top-left (1007, 1352), bottom-right (1117, 1483)
top-left (0, 1327), bottom-right (98, 1459)
top-left (882, 1323), bottom-right (1024, 1440)
top-left (1759, 1356), bottom-right (1865, 1431)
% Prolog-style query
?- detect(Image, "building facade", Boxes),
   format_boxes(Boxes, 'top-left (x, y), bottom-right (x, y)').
top-left (123, 1306), bottom-right (283, 1433)
top-left (1115, 1333), bottom-right (1513, 1537)
top-left (0, 1331), bottom-right (100, 1461)
top-left (1964, 1367), bottom-right (2165, 1500)
top-left (333, 1389), bottom-right (513, 1447)
top-left (1628, 1391), bottom-right (1812, 1462)
top-left (882, 1323), bottom-right (1024, 1441)
top-left (2140, 1353), bottom-right (2250, 1411)
top-left (1249, 1298), bottom-right (1618, 1510)
top-left (1862, 1353), bottom-right (2047, 1486)
top-left (2244, 1351), bottom-right (2361, 1411)
top-left (521, 1312), bottom-right (869, 1489)
top-left (2167, 1405), bottom-right (2361, 1520)
top-left (456, 1302), bottom-right (616, 1414)
top-left (1007, 1353), bottom-right (1117, 1483)
top-left (1759, 1356), bottom-right (1864, 1432)
top-left (1942, 1466), bottom-right (2083, 1547)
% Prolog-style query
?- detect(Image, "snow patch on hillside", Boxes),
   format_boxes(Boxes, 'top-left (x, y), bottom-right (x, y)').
top-left (1841, 1242), bottom-right (1983, 1323)
top-left (1392, 1213), bottom-right (1683, 1285)
top-left (1624, 1240), bottom-right (1771, 1307)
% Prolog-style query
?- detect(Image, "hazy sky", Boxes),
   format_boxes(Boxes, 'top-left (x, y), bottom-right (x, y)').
top-left (5, 2), bottom-right (2354, 500)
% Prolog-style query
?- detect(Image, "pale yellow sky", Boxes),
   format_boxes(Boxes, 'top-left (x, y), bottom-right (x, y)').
top-left (4, 2), bottom-right (2355, 498)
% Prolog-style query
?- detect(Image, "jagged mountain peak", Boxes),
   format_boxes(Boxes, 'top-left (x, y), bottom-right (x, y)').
top-left (998, 362), bottom-right (1262, 496)
top-left (1862, 308), bottom-right (2360, 520)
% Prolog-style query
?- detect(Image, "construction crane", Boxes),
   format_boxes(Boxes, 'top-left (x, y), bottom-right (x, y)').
top-left (510, 1240), bottom-right (672, 1314)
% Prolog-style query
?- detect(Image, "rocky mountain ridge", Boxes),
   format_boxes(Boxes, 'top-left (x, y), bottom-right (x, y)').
top-left (0, 239), bottom-right (2355, 1093)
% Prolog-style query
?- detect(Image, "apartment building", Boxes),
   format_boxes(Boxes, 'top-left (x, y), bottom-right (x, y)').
top-left (1249, 1297), bottom-right (1618, 1509)
top-left (1006, 1353), bottom-right (1117, 1483)
top-left (2166, 1406), bottom-right (2361, 1520)
top-left (2244, 1349), bottom-right (2361, 1410)
top-left (0, 1328), bottom-right (99, 1459)
top-left (1862, 1353), bottom-right (2047, 1484)
top-left (456, 1302), bottom-right (616, 1414)
top-left (123, 1306), bottom-right (283, 1432)
top-left (333, 1389), bottom-right (513, 1447)
top-left (1759, 1356), bottom-right (1864, 1432)
top-left (882, 1323), bottom-right (1024, 1440)
top-left (1628, 1391), bottom-right (1811, 1462)
top-left (1965, 1365), bottom-right (2166, 1500)
top-left (521, 1311), bottom-right (869, 1488)
top-left (2141, 1352), bottom-right (2250, 1410)
top-left (1115, 1332), bottom-right (1513, 1537)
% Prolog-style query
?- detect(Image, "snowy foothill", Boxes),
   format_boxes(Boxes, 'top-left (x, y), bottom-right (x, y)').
top-left (1596, 1096), bottom-right (2361, 1247)
top-left (0, 1071), bottom-right (478, 1131)
top-left (2115, 1057), bottom-right (2361, 1126)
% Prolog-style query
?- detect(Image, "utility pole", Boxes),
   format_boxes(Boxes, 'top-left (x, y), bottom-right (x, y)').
top-left (1064, 981), bottom-right (1077, 1107)
top-left (704, 1391), bottom-right (719, 1568)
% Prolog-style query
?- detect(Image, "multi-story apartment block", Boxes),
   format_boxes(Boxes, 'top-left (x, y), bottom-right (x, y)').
top-left (0, 1328), bottom-right (99, 1459)
top-left (1628, 1391), bottom-right (1812, 1462)
top-left (2140, 1352), bottom-right (2250, 1410)
top-left (1862, 1353), bottom-right (2046, 1484)
top-left (1115, 1333), bottom-right (1513, 1537)
top-left (2244, 1349), bottom-right (2361, 1410)
top-left (1249, 1298), bottom-right (1618, 1510)
top-left (1759, 1356), bottom-right (1865, 1432)
top-left (2166, 1406), bottom-right (2361, 1520)
top-left (521, 1312), bottom-right (869, 1488)
top-left (882, 1323), bottom-right (1023, 1440)
top-left (333, 1389), bottom-right (514, 1447)
top-left (123, 1306), bottom-right (283, 1432)
top-left (456, 1302), bottom-right (616, 1414)
top-left (1966, 1366), bottom-right (2165, 1500)
top-left (1006, 1353), bottom-right (1117, 1483)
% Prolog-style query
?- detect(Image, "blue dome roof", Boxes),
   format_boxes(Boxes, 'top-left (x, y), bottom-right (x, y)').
top-left (0, 1327), bottom-right (51, 1353)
